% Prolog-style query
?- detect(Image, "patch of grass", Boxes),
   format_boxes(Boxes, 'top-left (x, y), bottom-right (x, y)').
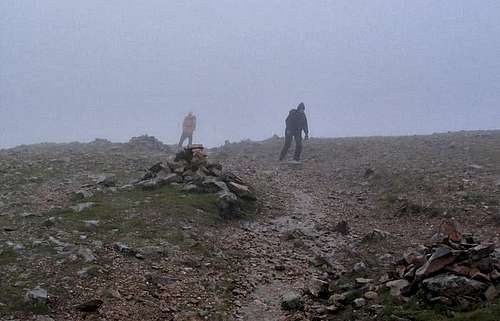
top-left (380, 288), bottom-right (500, 321)
top-left (0, 286), bottom-right (50, 315)
top-left (463, 191), bottom-right (499, 206)
top-left (0, 248), bottom-right (17, 265)
top-left (47, 185), bottom-right (230, 248)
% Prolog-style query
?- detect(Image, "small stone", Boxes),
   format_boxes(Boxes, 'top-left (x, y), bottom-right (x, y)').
top-left (363, 229), bottom-right (391, 242)
top-left (355, 278), bottom-right (374, 285)
top-left (77, 266), bottom-right (99, 279)
top-left (72, 189), bottom-right (94, 201)
top-left (403, 250), bottom-right (425, 267)
top-left (485, 286), bottom-right (498, 302)
top-left (439, 221), bottom-right (462, 242)
top-left (308, 279), bottom-right (329, 297)
top-left (334, 220), bottom-right (350, 235)
top-left (96, 174), bottom-right (116, 187)
top-left (364, 291), bottom-right (379, 300)
top-left (25, 287), bottom-right (48, 304)
top-left (70, 202), bottom-right (95, 213)
top-left (378, 253), bottom-right (395, 266)
top-left (280, 291), bottom-right (304, 311)
top-left (114, 242), bottom-right (137, 256)
top-left (353, 262), bottom-right (367, 272)
top-left (83, 220), bottom-right (99, 228)
top-left (353, 298), bottom-right (367, 308)
top-left (77, 247), bottom-right (97, 262)
top-left (386, 280), bottom-right (410, 298)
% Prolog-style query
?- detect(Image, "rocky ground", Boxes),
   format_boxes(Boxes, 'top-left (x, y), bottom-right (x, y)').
top-left (1, 131), bottom-right (499, 321)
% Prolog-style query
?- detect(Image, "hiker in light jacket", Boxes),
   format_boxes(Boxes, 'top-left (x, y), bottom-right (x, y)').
top-left (178, 112), bottom-right (197, 148)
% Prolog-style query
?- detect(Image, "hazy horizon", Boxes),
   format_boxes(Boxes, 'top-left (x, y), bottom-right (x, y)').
top-left (1, 1), bottom-right (500, 149)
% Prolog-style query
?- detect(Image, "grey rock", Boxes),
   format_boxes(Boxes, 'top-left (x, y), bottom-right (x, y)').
top-left (308, 278), bottom-right (329, 297)
top-left (135, 246), bottom-right (167, 259)
top-left (363, 229), bottom-right (391, 242)
top-left (202, 177), bottom-right (229, 193)
top-left (378, 253), bottom-right (395, 266)
top-left (355, 278), bottom-right (374, 285)
top-left (228, 182), bottom-right (256, 200)
top-left (25, 287), bottom-right (48, 304)
top-left (416, 247), bottom-right (456, 278)
top-left (353, 262), bottom-right (367, 272)
top-left (77, 266), bottom-right (99, 279)
top-left (114, 242), bottom-right (137, 256)
top-left (422, 273), bottom-right (488, 297)
top-left (96, 174), bottom-right (116, 187)
top-left (70, 202), bottom-right (95, 213)
top-left (83, 220), bottom-right (99, 228)
top-left (364, 291), bottom-right (379, 300)
top-left (77, 247), bottom-right (96, 262)
top-left (183, 184), bottom-right (201, 193)
top-left (137, 173), bottom-right (181, 190)
top-left (386, 279), bottom-right (410, 298)
top-left (353, 298), bottom-right (367, 308)
top-left (216, 191), bottom-right (240, 217)
top-left (72, 189), bottom-right (94, 201)
top-left (48, 236), bottom-right (69, 248)
top-left (468, 243), bottom-right (495, 260)
top-left (281, 291), bottom-right (304, 311)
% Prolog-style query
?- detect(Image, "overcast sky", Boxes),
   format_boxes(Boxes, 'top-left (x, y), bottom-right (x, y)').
top-left (1, 0), bottom-right (499, 148)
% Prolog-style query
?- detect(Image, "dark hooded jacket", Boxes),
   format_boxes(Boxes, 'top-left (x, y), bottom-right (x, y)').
top-left (285, 109), bottom-right (308, 135)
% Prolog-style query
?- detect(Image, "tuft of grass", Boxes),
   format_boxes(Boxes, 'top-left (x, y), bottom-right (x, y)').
top-left (380, 288), bottom-right (500, 321)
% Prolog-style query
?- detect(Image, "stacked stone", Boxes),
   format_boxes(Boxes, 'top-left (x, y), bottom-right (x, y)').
top-left (134, 145), bottom-right (256, 217)
top-left (386, 224), bottom-right (499, 307)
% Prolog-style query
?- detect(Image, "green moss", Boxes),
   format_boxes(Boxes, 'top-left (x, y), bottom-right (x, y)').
top-left (0, 248), bottom-right (17, 265)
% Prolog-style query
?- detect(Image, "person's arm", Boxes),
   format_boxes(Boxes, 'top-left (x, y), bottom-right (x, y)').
top-left (193, 116), bottom-right (197, 131)
top-left (303, 114), bottom-right (309, 138)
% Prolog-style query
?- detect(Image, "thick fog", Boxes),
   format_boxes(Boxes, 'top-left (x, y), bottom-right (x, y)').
top-left (1, 0), bottom-right (499, 148)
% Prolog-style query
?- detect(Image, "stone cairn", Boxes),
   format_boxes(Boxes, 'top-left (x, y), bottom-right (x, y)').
top-left (292, 222), bottom-right (499, 318)
top-left (134, 145), bottom-right (256, 217)
top-left (386, 222), bottom-right (499, 307)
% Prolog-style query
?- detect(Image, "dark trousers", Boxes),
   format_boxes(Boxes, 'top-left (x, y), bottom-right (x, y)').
top-left (178, 132), bottom-right (193, 148)
top-left (279, 132), bottom-right (302, 161)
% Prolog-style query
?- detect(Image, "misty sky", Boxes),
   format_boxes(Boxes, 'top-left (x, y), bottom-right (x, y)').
top-left (1, 0), bottom-right (499, 148)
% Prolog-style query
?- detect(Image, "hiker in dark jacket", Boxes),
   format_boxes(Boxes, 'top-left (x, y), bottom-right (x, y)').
top-left (279, 102), bottom-right (309, 161)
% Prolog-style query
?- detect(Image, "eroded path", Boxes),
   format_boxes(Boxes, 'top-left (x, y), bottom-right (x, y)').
top-left (215, 160), bottom-right (357, 321)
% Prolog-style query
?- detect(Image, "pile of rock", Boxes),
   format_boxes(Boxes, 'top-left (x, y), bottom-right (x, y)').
top-left (386, 223), bottom-right (499, 307)
top-left (125, 135), bottom-right (170, 152)
top-left (134, 145), bottom-right (256, 217)
top-left (293, 223), bottom-right (499, 319)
